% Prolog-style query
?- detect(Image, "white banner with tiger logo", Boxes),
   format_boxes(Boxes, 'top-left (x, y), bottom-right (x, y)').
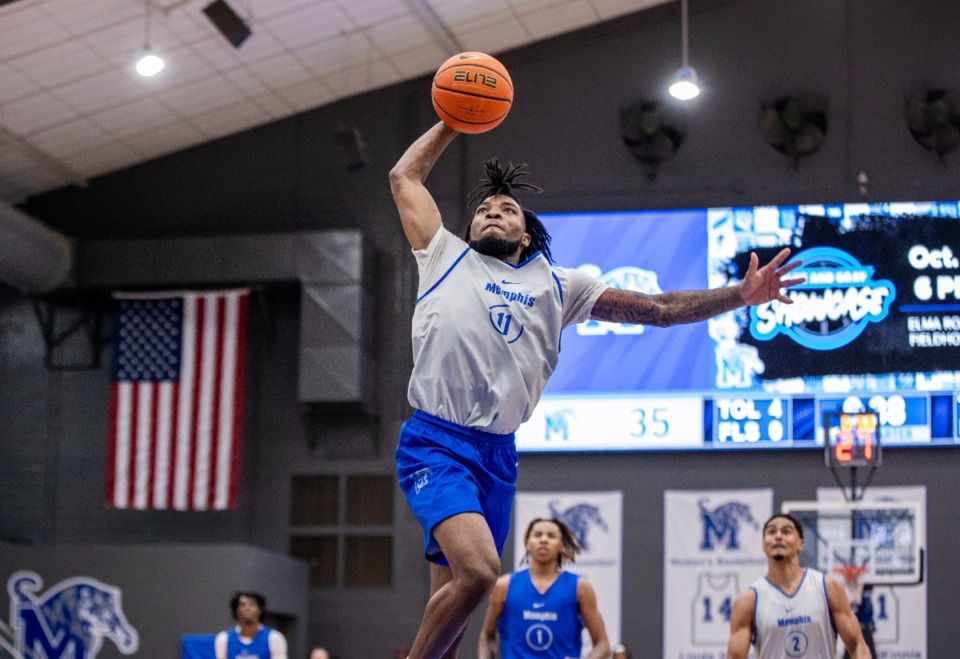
top-left (513, 491), bottom-right (623, 656)
top-left (663, 489), bottom-right (773, 658)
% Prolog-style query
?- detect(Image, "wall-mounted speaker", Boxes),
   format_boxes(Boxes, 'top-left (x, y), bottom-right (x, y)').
top-left (202, 0), bottom-right (251, 48)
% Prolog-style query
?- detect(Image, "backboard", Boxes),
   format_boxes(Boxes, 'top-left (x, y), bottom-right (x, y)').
top-left (781, 500), bottom-right (923, 586)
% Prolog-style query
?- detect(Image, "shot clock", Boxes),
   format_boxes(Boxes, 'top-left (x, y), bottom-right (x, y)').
top-left (824, 411), bottom-right (881, 467)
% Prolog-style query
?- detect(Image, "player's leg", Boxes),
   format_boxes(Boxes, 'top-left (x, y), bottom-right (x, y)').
top-left (438, 623), bottom-right (470, 659)
top-left (406, 512), bottom-right (500, 659)
top-left (427, 565), bottom-right (473, 659)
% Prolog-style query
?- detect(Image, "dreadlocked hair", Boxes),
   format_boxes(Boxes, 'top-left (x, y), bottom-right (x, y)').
top-left (521, 517), bottom-right (583, 569)
top-left (464, 158), bottom-right (554, 264)
top-left (467, 158), bottom-right (542, 207)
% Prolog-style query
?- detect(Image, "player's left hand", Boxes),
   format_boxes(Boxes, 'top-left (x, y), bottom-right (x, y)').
top-left (739, 248), bottom-right (805, 305)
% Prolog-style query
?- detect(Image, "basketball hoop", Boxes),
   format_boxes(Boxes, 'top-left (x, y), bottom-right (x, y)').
top-left (833, 565), bottom-right (868, 606)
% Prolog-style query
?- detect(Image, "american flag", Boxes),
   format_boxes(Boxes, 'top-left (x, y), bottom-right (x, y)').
top-left (107, 290), bottom-right (249, 510)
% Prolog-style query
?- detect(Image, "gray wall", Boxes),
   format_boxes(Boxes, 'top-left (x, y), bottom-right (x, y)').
top-left (1, 0), bottom-right (959, 656)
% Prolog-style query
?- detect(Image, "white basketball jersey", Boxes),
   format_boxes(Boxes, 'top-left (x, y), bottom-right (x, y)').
top-left (751, 568), bottom-right (836, 659)
top-left (408, 227), bottom-right (605, 434)
top-left (692, 572), bottom-right (740, 645)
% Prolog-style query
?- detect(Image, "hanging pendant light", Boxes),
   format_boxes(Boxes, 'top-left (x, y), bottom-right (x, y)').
top-left (135, 0), bottom-right (165, 77)
top-left (668, 0), bottom-right (699, 100)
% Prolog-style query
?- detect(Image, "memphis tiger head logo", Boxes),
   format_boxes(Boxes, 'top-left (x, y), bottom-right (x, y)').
top-left (698, 499), bottom-right (760, 551)
top-left (7, 570), bottom-right (139, 659)
top-left (547, 500), bottom-right (609, 551)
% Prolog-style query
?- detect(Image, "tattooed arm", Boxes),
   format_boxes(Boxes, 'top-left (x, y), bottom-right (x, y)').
top-left (590, 248), bottom-right (805, 327)
top-left (591, 286), bottom-right (743, 326)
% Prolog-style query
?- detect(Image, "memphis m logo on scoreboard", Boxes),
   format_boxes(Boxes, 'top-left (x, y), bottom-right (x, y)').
top-left (749, 246), bottom-right (895, 350)
top-left (7, 571), bottom-right (139, 659)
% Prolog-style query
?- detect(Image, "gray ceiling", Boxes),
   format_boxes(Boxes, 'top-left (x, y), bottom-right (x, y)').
top-left (0, 0), bottom-right (671, 203)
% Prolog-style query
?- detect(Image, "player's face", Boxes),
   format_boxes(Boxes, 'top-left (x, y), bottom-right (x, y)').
top-left (470, 195), bottom-right (530, 247)
top-left (235, 596), bottom-right (262, 624)
top-left (762, 517), bottom-right (803, 561)
top-left (526, 520), bottom-right (564, 563)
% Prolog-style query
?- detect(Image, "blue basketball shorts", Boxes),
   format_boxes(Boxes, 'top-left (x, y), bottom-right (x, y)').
top-left (396, 410), bottom-right (518, 565)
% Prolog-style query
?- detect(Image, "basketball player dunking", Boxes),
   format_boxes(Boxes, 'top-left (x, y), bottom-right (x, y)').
top-left (389, 120), bottom-right (804, 658)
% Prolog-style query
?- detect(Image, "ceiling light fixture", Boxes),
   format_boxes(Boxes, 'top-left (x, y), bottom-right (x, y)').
top-left (135, 0), bottom-right (165, 77)
top-left (668, 0), bottom-right (700, 101)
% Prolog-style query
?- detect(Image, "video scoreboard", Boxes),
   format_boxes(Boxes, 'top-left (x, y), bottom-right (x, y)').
top-left (516, 391), bottom-right (953, 452)
top-left (515, 202), bottom-right (960, 453)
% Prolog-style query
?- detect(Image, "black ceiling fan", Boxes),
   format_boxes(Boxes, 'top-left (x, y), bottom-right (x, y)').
top-left (619, 100), bottom-right (685, 181)
top-left (905, 89), bottom-right (960, 162)
top-left (759, 93), bottom-right (828, 166)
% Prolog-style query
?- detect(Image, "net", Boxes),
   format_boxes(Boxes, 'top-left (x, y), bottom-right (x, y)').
top-left (833, 564), bottom-right (868, 606)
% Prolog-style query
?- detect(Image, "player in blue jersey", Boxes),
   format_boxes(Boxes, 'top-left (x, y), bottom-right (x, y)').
top-left (727, 514), bottom-right (870, 659)
top-left (478, 518), bottom-right (610, 658)
top-left (214, 591), bottom-right (288, 659)
top-left (389, 121), bottom-right (804, 659)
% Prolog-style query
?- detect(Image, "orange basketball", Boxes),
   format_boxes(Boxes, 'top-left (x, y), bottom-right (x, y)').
top-left (432, 52), bottom-right (513, 134)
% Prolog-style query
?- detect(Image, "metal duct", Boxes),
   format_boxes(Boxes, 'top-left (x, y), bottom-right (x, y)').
top-left (0, 202), bottom-right (73, 294)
